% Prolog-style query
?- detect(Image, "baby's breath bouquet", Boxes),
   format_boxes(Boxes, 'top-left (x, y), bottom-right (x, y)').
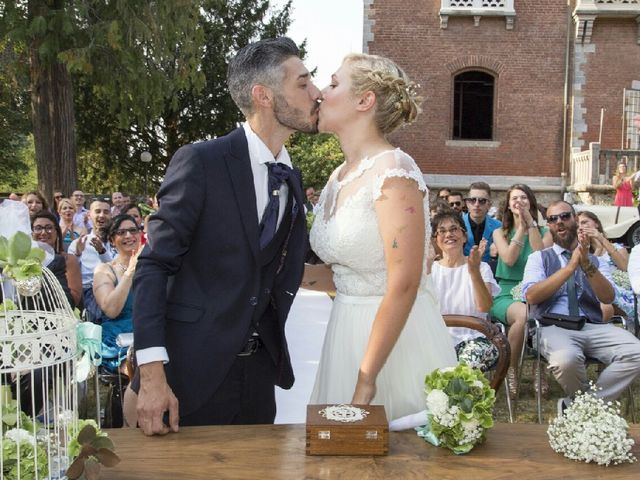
top-left (417, 363), bottom-right (496, 454)
top-left (548, 384), bottom-right (636, 466)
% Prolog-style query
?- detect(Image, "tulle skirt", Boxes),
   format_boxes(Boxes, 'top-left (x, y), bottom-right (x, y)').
top-left (309, 289), bottom-right (457, 421)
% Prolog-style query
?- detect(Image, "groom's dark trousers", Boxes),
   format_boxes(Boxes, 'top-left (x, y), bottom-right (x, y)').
top-left (132, 127), bottom-right (307, 424)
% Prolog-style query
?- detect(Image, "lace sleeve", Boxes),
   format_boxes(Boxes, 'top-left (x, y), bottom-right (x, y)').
top-left (372, 150), bottom-right (427, 201)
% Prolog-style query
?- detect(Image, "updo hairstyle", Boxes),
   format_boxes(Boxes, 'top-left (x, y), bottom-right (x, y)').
top-left (343, 53), bottom-right (423, 135)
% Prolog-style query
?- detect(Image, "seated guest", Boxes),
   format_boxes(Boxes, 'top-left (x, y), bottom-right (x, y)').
top-left (447, 191), bottom-right (464, 214)
top-left (436, 187), bottom-right (451, 200)
top-left (463, 181), bottom-right (501, 263)
top-left (23, 191), bottom-right (48, 219)
top-left (92, 214), bottom-right (142, 373)
top-left (523, 201), bottom-right (640, 411)
top-left (124, 203), bottom-right (147, 245)
top-left (58, 198), bottom-right (87, 252)
top-left (577, 210), bottom-right (634, 321)
top-left (628, 243), bottom-right (640, 296)
top-left (430, 212), bottom-right (500, 372)
top-left (31, 211), bottom-right (81, 308)
top-left (490, 184), bottom-right (553, 398)
top-left (68, 200), bottom-right (114, 321)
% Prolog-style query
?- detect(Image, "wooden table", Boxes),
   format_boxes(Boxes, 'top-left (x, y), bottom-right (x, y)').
top-left (105, 423), bottom-right (640, 479)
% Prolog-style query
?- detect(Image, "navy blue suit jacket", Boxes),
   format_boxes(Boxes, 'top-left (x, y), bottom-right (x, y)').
top-left (132, 127), bottom-right (306, 416)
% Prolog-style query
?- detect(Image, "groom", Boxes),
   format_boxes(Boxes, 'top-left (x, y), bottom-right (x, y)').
top-left (132, 37), bottom-right (321, 435)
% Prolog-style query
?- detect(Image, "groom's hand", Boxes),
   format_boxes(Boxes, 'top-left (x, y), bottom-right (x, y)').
top-left (137, 362), bottom-right (180, 436)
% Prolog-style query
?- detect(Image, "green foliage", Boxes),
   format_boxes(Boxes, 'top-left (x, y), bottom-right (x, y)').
top-left (66, 422), bottom-right (120, 480)
top-left (1, 394), bottom-right (49, 480)
top-left (0, 232), bottom-right (45, 281)
top-left (287, 133), bottom-right (344, 190)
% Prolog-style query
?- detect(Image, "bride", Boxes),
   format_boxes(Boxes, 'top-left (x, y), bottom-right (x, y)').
top-left (303, 53), bottom-right (457, 421)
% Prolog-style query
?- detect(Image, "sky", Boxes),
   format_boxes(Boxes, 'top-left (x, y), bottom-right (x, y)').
top-left (272, 0), bottom-right (364, 88)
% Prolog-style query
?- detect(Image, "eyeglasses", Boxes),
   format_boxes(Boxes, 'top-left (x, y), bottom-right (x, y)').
top-left (33, 225), bottom-right (54, 233)
top-left (435, 226), bottom-right (462, 237)
top-left (546, 212), bottom-right (573, 224)
top-left (114, 227), bottom-right (141, 237)
top-left (448, 201), bottom-right (462, 207)
top-left (465, 197), bottom-right (489, 205)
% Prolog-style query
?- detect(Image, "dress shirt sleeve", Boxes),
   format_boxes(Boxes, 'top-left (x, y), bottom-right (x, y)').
top-left (521, 250), bottom-right (545, 299)
top-left (135, 347), bottom-right (170, 365)
top-left (629, 245), bottom-right (640, 295)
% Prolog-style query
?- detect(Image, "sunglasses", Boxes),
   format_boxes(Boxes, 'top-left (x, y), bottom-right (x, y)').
top-left (114, 227), bottom-right (141, 237)
top-left (33, 225), bottom-right (55, 233)
top-left (465, 197), bottom-right (489, 205)
top-left (546, 212), bottom-right (573, 224)
top-left (449, 201), bottom-right (462, 207)
top-left (54, 195), bottom-right (63, 199)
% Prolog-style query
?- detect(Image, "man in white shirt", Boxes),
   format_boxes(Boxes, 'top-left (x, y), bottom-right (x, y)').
top-left (523, 200), bottom-right (640, 408)
top-left (68, 200), bottom-right (114, 319)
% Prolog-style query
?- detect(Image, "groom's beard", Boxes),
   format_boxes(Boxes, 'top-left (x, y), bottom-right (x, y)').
top-left (273, 93), bottom-right (319, 134)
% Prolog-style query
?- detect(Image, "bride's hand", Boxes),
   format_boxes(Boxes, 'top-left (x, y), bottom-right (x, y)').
top-left (351, 371), bottom-right (376, 405)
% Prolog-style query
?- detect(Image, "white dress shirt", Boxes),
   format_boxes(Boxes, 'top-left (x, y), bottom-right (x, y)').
top-left (136, 122), bottom-right (293, 367)
top-left (68, 233), bottom-right (114, 288)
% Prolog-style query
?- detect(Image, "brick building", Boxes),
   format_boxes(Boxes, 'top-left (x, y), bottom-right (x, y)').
top-left (363, 0), bottom-right (640, 203)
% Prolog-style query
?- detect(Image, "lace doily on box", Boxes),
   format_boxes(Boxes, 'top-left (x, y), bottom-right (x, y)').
top-left (319, 404), bottom-right (370, 423)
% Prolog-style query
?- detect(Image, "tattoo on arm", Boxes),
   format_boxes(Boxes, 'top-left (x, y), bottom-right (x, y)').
top-left (404, 206), bottom-right (416, 214)
top-left (93, 282), bottom-right (112, 291)
top-left (397, 225), bottom-right (408, 234)
top-left (392, 238), bottom-right (398, 249)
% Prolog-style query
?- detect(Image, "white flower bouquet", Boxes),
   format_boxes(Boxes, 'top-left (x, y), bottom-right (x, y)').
top-left (416, 363), bottom-right (496, 454)
top-left (548, 384), bottom-right (636, 466)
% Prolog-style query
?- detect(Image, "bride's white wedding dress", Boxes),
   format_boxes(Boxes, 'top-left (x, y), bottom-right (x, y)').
top-left (309, 148), bottom-right (457, 421)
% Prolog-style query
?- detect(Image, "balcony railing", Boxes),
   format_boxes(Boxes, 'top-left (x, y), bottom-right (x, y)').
top-left (439, 0), bottom-right (516, 29)
top-left (571, 142), bottom-right (640, 187)
top-left (574, 0), bottom-right (640, 43)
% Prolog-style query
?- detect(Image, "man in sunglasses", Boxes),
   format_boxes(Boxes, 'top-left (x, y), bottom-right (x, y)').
top-left (447, 191), bottom-right (465, 214)
top-left (522, 200), bottom-right (640, 412)
top-left (462, 182), bottom-right (501, 262)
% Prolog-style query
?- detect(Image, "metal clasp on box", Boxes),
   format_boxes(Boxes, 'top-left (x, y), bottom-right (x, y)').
top-left (365, 430), bottom-right (378, 440)
top-left (318, 430), bottom-right (331, 440)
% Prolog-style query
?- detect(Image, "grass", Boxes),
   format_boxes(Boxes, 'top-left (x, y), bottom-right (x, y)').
top-left (492, 356), bottom-right (639, 424)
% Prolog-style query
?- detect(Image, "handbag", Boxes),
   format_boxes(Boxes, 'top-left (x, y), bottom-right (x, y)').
top-left (539, 312), bottom-right (586, 331)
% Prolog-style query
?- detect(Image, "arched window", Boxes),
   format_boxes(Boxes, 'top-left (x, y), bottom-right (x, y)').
top-left (452, 71), bottom-right (495, 140)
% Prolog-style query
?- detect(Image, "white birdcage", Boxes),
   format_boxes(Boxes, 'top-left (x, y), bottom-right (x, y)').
top-left (0, 265), bottom-right (79, 480)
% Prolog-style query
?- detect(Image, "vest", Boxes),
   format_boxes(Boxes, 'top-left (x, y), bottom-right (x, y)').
top-left (251, 190), bottom-right (298, 364)
top-left (528, 247), bottom-right (604, 324)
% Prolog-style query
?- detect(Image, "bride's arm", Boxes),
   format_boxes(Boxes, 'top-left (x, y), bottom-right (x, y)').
top-left (352, 176), bottom-right (424, 405)
top-left (301, 263), bottom-right (336, 292)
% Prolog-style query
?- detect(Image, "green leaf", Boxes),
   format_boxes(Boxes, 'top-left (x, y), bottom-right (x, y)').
top-left (8, 231), bottom-right (31, 263)
top-left (0, 236), bottom-right (8, 260)
top-left (77, 424), bottom-right (97, 444)
top-left (26, 246), bottom-right (45, 262)
top-left (94, 448), bottom-right (121, 467)
top-left (90, 435), bottom-right (114, 450)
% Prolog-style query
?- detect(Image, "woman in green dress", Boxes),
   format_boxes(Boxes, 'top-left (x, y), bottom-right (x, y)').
top-left (490, 184), bottom-right (553, 397)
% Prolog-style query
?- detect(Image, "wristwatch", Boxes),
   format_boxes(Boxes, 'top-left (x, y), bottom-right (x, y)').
top-left (528, 221), bottom-right (538, 229)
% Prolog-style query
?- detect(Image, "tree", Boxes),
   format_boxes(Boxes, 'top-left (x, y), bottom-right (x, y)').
top-left (0, 1), bottom-right (205, 202)
top-left (73, 0), bottom-right (295, 196)
top-left (287, 133), bottom-right (344, 190)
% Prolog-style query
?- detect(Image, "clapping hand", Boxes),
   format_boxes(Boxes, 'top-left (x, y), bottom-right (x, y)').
top-left (467, 239), bottom-right (487, 273)
top-left (516, 202), bottom-right (534, 229)
top-left (125, 243), bottom-right (144, 276)
top-left (90, 236), bottom-right (106, 254)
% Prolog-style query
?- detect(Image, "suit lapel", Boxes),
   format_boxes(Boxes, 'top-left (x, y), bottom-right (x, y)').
top-left (225, 128), bottom-right (260, 261)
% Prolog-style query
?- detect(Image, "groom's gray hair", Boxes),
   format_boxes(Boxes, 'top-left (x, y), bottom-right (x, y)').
top-left (227, 37), bottom-right (300, 116)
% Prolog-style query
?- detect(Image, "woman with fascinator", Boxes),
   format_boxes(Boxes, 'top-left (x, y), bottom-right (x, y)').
top-left (302, 54), bottom-right (456, 421)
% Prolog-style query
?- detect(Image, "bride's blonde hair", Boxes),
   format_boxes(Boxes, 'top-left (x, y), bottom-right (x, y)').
top-left (343, 53), bottom-right (423, 135)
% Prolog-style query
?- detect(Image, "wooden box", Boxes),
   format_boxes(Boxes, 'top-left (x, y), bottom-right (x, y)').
top-left (306, 404), bottom-right (388, 456)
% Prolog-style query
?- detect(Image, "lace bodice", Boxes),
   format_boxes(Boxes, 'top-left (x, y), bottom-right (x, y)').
top-left (310, 149), bottom-right (431, 296)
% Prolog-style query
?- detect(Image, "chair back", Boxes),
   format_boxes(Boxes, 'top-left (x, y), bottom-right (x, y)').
top-left (443, 315), bottom-right (511, 390)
